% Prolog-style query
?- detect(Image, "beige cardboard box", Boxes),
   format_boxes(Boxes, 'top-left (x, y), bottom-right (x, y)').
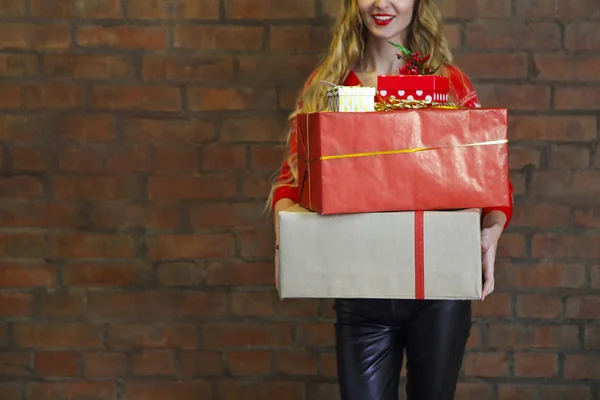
top-left (278, 205), bottom-right (482, 300)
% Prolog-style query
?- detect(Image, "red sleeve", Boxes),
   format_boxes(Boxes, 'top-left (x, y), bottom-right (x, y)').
top-left (448, 65), bottom-right (514, 230)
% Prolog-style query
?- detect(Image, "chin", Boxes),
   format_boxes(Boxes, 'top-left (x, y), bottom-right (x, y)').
top-left (365, 23), bottom-right (407, 42)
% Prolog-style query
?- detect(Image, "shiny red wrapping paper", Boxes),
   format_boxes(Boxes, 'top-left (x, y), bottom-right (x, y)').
top-left (296, 108), bottom-right (509, 215)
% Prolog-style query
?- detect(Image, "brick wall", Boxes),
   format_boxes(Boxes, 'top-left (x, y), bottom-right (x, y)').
top-left (0, 0), bottom-right (598, 399)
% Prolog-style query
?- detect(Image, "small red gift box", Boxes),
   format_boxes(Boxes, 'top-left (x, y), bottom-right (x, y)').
top-left (295, 108), bottom-right (509, 215)
top-left (377, 75), bottom-right (449, 104)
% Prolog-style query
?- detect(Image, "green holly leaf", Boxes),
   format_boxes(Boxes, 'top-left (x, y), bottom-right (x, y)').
top-left (387, 41), bottom-right (412, 58)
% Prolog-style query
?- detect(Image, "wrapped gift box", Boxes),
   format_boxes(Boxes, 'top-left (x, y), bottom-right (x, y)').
top-left (377, 75), bottom-right (449, 103)
top-left (327, 85), bottom-right (376, 112)
top-left (277, 205), bottom-right (482, 300)
top-left (295, 108), bottom-right (509, 215)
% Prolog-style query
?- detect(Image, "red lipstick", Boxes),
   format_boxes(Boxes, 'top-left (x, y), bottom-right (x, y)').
top-left (372, 14), bottom-right (395, 26)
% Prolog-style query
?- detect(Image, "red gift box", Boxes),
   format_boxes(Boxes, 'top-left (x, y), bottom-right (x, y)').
top-left (377, 75), bottom-right (449, 104)
top-left (295, 108), bottom-right (509, 215)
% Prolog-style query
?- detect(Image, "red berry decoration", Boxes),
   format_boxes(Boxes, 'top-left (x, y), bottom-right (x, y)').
top-left (387, 41), bottom-right (442, 76)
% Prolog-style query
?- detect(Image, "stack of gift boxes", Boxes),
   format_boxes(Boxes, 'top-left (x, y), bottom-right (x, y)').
top-left (277, 73), bottom-right (510, 301)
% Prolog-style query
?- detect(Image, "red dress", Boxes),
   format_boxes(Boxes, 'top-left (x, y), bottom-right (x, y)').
top-left (272, 65), bottom-right (514, 229)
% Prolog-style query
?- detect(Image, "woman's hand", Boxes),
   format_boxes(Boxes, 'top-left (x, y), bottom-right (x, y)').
top-left (480, 210), bottom-right (507, 301)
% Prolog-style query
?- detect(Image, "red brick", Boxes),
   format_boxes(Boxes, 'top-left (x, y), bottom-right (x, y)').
top-left (0, 323), bottom-right (8, 348)
top-left (517, 0), bottom-right (600, 17)
top-left (90, 203), bottom-right (179, 229)
top-left (133, 291), bottom-right (228, 319)
top-left (84, 352), bottom-right (126, 378)
top-left (0, 195), bottom-right (56, 221)
top-left (445, 24), bottom-right (461, 49)
top-left (200, 143), bottom-right (247, 172)
top-left (308, 383), bottom-right (341, 400)
top-left (189, 202), bottom-right (266, 229)
top-left (277, 299), bottom-right (320, 317)
top-left (0, 115), bottom-right (46, 142)
top-left (270, 26), bottom-right (330, 51)
top-left (0, 293), bottom-right (33, 317)
top-left (91, 85), bottom-right (181, 111)
top-left (532, 234), bottom-right (600, 259)
top-left (555, 87), bottom-right (600, 110)
top-left (564, 355), bottom-right (600, 380)
top-left (514, 352), bottom-right (558, 377)
top-left (549, 144), bottom-right (590, 169)
top-left (11, 146), bottom-right (53, 171)
top-left (147, 234), bottom-right (235, 259)
top-left (467, 325), bottom-right (482, 349)
top-left (321, 0), bottom-right (340, 17)
top-left (77, 25), bottom-right (168, 49)
top-left (535, 55), bottom-right (600, 82)
top-left (42, 291), bottom-right (85, 318)
top-left (496, 263), bottom-right (585, 289)
top-left (276, 350), bottom-right (318, 376)
top-left (105, 145), bottom-right (151, 172)
top-left (0, 54), bottom-right (38, 77)
top-left (143, 55), bottom-right (234, 83)
top-left (0, 84), bottom-right (83, 109)
top-left (108, 324), bottom-right (197, 350)
top-left (86, 292), bottom-right (133, 320)
top-left (511, 203), bottom-right (570, 228)
top-left (0, 176), bottom-right (43, 199)
top-left (35, 351), bottom-right (79, 377)
top-left (63, 262), bottom-right (152, 287)
top-left (585, 326), bottom-right (600, 350)
top-left (123, 117), bottom-right (215, 143)
top-left (180, 351), bottom-right (222, 377)
top-left (251, 145), bottom-right (285, 171)
top-left (565, 22), bottom-right (600, 51)
top-left (297, 323), bottom-right (334, 347)
top-left (516, 294), bottom-right (562, 319)
top-left (0, 0), bottom-right (26, 16)
top-left (53, 176), bottom-right (141, 201)
top-left (566, 295), bottom-right (600, 319)
top-left (496, 233), bottom-right (527, 258)
top-left (242, 172), bottom-right (273, 198)
top-left (240, 231), bottom-right (274, 258)
top-left (127, 0), bottom-right (218, 19)
top-left (530, 171), bottom-right (600, 199)
top-left (509, 116), bottom-right (596, 142)
top-left (231, 292), bottom-right (275, 316)
top-left (125, 382), bottom-right (213, 400)
top-left (0, 264), bottom-right (57, 288)
top-left (237, 54), bottom-right (321, 86)
top-left (27, 382), bottom-right (117, 400)
top-left (466, 21), bottom-right (560, 50)
top-left (204, 260), bottom-right (274, 286)
top-left (148, 176), bottom-right (236, 200)
top-left (174, 26), bottom-right (264, 50)
top-left (153, 145), bottom-right (199, 173)
top-left (475, 84), bottom-right (551, 110)
top-left (499, 384), bottom-right (592, 400)
top-left (58, 145), bottom-right (105, 172)
top-left (132, 350), bottom-right (175, 376)
top-left (31, 0), bottom-right (121, 18)
top-left (202, 322), bottom-right (293, 347)
top-left (508, 145), bottom-right (541, 170)
top-left (321, 352), bottom-right (337, 377)
top-left (225, 0), bottom-right (314, 18)
top-left (218, 381), bottom-right (304, 400)
top-left (51, 234), bottom-right (135, 258)
top-left (473, 293), bottom-right (511, 318)
top-left (0, 351), bottom-right (31, 376)
top-left (464, 352), bottom-right (509, 377)
top-left (0, 23), bottom-right (71, 50)
top-left (439, 0), bottom-right (510, 17)
top-left (278, 87), bottom-right (301, 110)
top-left (44, 54), bottom-right (133, 79)
top-left (16, 324), bottom-right (103, 349)
top-left (0, 233), bottom-right (47, 258)
top-left (227, 351), bottom-right (271, 375)
top-left (188, 87), bottom-right (277, 111)
top-left (456, 53), bottom-right (528, 79)
top-left (487, 324), bottom-right (580, 350)
top-left (156, 262), bottom-right (205, 288)
top-left (53, 114), bottom-right (117, 143)
top-left (574, 205), bottom-right (600, 228)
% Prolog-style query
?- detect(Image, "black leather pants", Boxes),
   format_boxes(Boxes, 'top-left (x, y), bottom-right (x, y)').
top-left (335, 298), bottom-right (471, 400)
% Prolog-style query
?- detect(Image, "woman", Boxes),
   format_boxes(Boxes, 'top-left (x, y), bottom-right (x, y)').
top-left (268, 0), bottom-right (514, 399)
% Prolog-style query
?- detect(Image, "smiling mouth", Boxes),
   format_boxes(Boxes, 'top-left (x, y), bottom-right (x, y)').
top-left (372, 14), bottom-right (395, 26)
